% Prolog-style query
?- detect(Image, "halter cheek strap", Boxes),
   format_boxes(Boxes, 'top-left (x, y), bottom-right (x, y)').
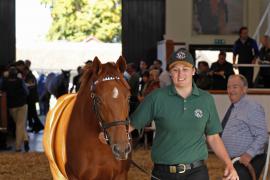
top-left (90, 76), bottom-right (131, 145)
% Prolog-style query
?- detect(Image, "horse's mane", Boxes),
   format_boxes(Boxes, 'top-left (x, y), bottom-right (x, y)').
top-left (79, 64), bottom-right (93, 89)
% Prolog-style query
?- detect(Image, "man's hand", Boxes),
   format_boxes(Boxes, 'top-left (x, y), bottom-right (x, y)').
top-left (223, 164), bottom-right (239, 180)
top-left (239, 153), bottom-right (252, 167)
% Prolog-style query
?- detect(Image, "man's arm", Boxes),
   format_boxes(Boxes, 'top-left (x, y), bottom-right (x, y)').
top-left (129, 125), bottom-right (135, 133)
top-left (232, 41), bottom-right (239, 64)
top-left (207, 134), bottom-right (239, 180)
top-left (245, 103), bottom-right (268, 160)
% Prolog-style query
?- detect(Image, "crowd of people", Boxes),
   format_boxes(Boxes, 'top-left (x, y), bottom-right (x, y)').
top-left (0, 59), bottom-right (93, 152)
top-left (195, 27), bottom-right (270, 90)
top-left (0, 60), bottom-right (44, 152)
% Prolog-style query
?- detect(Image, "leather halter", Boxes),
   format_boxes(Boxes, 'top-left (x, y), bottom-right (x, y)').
top-left (90, 75), bottom-right (131, 145)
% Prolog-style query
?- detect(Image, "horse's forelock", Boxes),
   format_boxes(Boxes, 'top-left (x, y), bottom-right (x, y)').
top-left (79, 62), bottom-right (129, 93)
top-left (101, 62), bottom-right (121, 77)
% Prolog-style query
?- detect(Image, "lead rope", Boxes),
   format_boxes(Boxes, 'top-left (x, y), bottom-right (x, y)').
top-left (129, 159), bottom-right (161, 180)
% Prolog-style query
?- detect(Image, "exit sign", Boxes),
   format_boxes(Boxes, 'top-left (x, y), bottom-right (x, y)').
top-left (214, 39), bottom-right (225, 45)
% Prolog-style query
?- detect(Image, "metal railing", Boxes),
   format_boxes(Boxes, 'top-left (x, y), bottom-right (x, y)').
top-left (253, 2), bottom-right (270, 47)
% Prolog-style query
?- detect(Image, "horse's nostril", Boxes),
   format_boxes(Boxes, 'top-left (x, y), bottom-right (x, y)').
top-left (125, 143), bottom-right (131, 154)
top-left (112, 144), bottom-right (120, 155)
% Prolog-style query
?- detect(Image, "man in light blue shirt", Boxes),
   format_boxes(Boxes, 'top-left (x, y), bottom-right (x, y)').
top-left (222, 74), bottom-right (268, 180)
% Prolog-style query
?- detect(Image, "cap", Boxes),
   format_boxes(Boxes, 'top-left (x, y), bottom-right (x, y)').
top-left (167, 48), bottom-right (194, 69)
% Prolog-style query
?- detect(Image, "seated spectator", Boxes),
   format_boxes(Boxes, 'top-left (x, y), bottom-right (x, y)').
top-left (221, 74), bottom-right (268, 180)
top-left (209, 51), bottom-right (234, 90)
top-left (138, 69), bottom-right (160, 102)
top-left (138, 71), bottom-right (150, 97)
top-left (258, 35), bottom-right (270, 88)
top-left (138, 60), bottom-right (148, 76)
top-left (126, 63), bottom-right (140, 114)
top-left (194, 61), bottom-right (212, 90)
top-left (152, 59), bottom-right (163, 74)
top-left (159, 65), bottom-right (172, 88)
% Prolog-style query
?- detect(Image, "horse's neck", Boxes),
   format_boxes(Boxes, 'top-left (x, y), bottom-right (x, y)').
top-left (75, 93), bottom-right (101, 135)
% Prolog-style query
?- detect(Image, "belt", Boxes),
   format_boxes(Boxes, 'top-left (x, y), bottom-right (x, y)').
top-left (154, 160), bottom-right (205, 174)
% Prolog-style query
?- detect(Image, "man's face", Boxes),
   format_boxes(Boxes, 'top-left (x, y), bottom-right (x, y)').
top-left (140, 61), bottom-right (147, 70)
top-left (240, 29), bottom-right (248, 40)
top-left (153, 61), bottom-right (161, 68)
top-left (227, 76), bottom-right (247, 103)
top-left (198, 63), bottom-right (209, 73)
top-left (218, 54), bottom-right (226, 64)
top-left (169, 63), bottom-right (195, 88)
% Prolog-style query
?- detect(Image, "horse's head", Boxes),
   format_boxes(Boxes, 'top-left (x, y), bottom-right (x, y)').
top-left (61, 69), bottom-right (71, 81)
top-left (86, 56), bottom-right (131, 160)
top-left (60, 69), bottom-right (71, 92)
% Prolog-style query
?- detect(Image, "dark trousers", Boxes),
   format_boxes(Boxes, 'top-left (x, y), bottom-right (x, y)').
top-left (27, 101), bottom-right (44, 131)
top-left (0, 132), bottom-right (8, 148)
top-left (151, 164), bottom-right (209, 180)
top-left (239, 67), bottom-right (253, 88)
top-left (233, 154), bottom-right (266, 180)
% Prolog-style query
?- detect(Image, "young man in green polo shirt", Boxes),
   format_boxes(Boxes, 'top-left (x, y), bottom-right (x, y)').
top-left (129, 48), bottom-right (239, 180)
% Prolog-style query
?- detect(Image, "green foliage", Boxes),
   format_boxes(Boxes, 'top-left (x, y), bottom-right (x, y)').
top-left (40, 0), bottom-right (121, 42)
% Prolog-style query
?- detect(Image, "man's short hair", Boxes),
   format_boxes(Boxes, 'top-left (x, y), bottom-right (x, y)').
top-left (229, 74), bottom-right (248, 87)
top-left (198, 61), bottom-right (209, 68)
top-left (219, 51), bottom-right (226, 57)
top-left (239, 26), bottom-right (248, 35)
top-left (154, 59), bottom-right (162, 65)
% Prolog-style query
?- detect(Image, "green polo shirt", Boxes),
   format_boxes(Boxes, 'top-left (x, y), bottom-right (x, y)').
top-left (130, 83), bottom-right (222, 164)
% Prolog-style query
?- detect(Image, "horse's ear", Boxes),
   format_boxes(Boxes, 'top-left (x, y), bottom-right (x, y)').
top-left (116, 56), bottom-right (127, 74)
top-left (92, 56), bottom-right (102, 75)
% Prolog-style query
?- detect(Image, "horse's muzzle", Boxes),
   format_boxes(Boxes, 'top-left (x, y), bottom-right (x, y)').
top-left (112, 143), bottom-right (131, 160)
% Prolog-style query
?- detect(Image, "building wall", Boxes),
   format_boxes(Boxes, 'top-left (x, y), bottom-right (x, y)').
top-left (165, 0), bottom-right (268, 45)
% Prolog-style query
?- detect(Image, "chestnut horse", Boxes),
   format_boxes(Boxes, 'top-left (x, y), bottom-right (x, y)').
top-left (43, 56), bottom-right (131, 180)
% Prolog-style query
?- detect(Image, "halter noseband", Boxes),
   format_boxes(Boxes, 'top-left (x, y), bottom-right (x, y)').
top-left (90, 75), bottom-right (131, 145)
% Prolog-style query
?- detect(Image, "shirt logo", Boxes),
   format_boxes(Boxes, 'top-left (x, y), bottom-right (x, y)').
top-left (176, 52), bottom-right (186, 59)
top-left (194, 109), bottom-right (203, 118)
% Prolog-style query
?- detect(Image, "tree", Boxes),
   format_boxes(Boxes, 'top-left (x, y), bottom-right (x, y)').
top-left (40, 0), bottom-right (121, 42)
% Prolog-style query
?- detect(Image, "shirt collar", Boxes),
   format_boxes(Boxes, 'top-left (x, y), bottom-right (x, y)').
top-left (168, 82), bottom-right (200, 96)
top-left (233, 95), bottom-right (247, 108)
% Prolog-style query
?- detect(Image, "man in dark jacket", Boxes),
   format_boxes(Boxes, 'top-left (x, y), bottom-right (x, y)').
top-left (233, 27), bottom-right (259, 87)
top-left (209, 51), bottom-right (234, 90)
